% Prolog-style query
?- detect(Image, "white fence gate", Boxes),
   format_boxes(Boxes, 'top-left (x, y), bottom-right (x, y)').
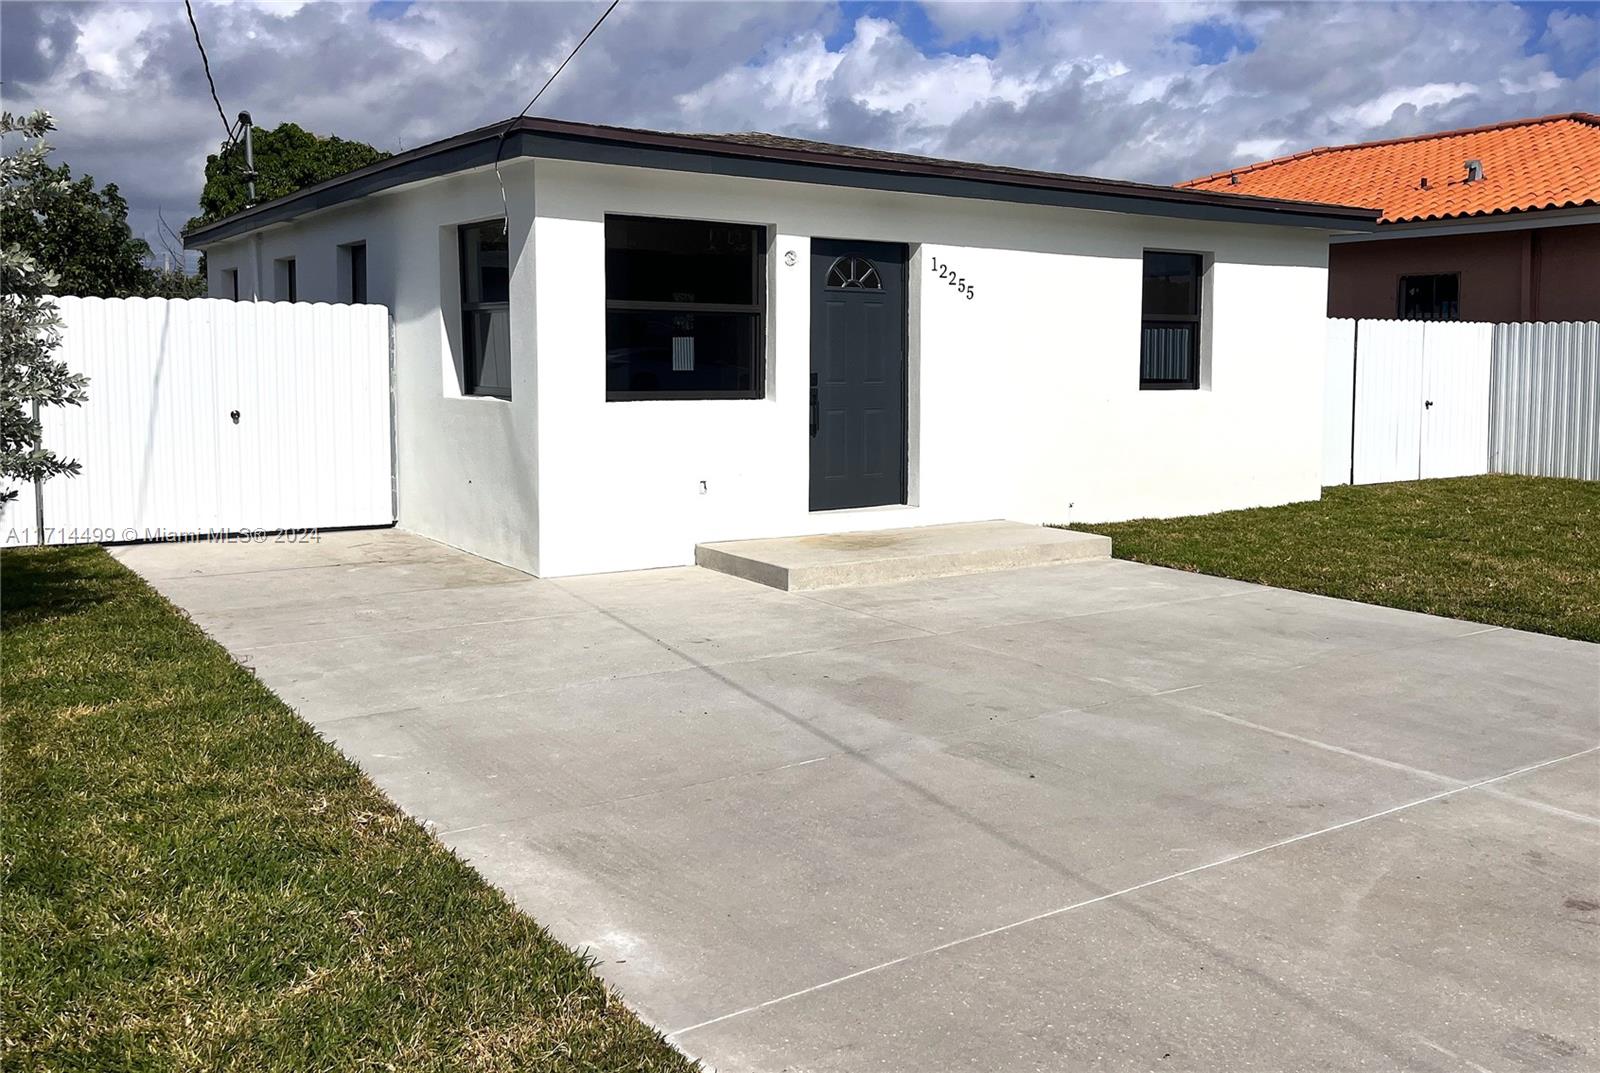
top-left (3, 297), bottom-right (394, 546)
top-left (1349, 319), bottom-right (1425, 484)
top-left (1326, 318), bottom-right (1595, 485)
top-left (1420, 322), bottom-right (1494, 479)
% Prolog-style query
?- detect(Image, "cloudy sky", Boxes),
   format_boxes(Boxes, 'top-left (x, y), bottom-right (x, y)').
top-left (3, 0), bottom-right (1597, 266)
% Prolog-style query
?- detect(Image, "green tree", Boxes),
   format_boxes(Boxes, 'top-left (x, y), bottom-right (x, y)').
top-left (186, 122), bottom-right (390, 231)
top-left (144, 266), bottom-right (208, 299)
top-left (0, 161), bottom-right (159, 298)
top-left (1, 111), bottom-right (88, 508)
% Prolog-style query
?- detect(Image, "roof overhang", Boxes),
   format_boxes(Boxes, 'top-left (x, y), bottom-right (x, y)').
top-left (1330, 203), bottom-right (1600, 243)
top-left (185, 117), bottom-right (1381, 249)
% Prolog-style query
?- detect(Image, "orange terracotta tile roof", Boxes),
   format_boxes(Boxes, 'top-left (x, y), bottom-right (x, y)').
top-left (1179, 112), bottom-right (1600, 224)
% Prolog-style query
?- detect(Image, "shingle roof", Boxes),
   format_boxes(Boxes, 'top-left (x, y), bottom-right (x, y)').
top-left (687, 130), bottom-right (1166, 190)
top-left (187, 116), bottom-right (1378, 248)
top-left (1179, 112), bottom-right (1600, 224)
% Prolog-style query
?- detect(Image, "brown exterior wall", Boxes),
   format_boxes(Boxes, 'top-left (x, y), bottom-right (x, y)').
top-left (1535, 224), bottom-right (1600, 322)
top-left (1328, 221), bottom-right (1600, 322)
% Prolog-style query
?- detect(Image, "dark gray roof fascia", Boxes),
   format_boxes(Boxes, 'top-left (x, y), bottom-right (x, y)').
top-left (185, 117), bottom-right (1380, 248)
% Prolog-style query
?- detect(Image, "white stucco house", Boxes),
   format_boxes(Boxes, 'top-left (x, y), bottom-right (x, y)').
top-left (186, 117), bottom-right (1377, 577)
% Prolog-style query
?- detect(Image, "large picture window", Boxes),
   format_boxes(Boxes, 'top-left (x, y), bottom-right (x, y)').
top-left (1139, 250), bottom-right (1204, 390)
top-left (605, 215), bottom-right (766, 401)
top-left (458, 222), bottom-right (511, 399)
top-left (1397, 273), bottom-right (1460, 321)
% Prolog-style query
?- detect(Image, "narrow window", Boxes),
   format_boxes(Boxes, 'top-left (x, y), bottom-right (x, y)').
top-left (458, 222), bottom-right (511, 399)
top-left (604, 215), bottom-right (766, 401)
top-left (345, 242), bottom-right (368, 304)
top-left (220, 268), bottom-right (239, 300)
top-left (1140, 251), bottom-right (1203, 390)
top-left (274, 257), bottom-right (297, 302)
top-left (1397, 274), bottom-right (1460, 321)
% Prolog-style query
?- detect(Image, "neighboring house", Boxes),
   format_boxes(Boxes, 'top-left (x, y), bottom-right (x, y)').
top-left (1181, 112), bottom-right (1600, 323)
top-left (185, 117), bottom-right (1375, 577)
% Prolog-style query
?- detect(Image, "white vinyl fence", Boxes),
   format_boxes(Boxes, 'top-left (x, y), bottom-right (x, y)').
top-left (1321, 318), bottom-right (1357, 485)
top-left (1324, 319), bottom-right (1599, 485)
top-left (2, 297), bottom-right (394, 546)
top-left (1490, 322), bottom-right (1600, 480)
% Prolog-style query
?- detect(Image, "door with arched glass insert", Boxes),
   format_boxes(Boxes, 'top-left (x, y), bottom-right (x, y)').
top-left (809, 239), bottom-right (908, 510)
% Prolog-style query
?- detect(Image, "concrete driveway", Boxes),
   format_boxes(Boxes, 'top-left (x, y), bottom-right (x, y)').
top-left (114, 530), bottom-right (1599, 1072)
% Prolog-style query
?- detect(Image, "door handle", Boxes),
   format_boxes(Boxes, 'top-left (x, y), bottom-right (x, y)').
top-left (810, 373), bottom-right (819, 437)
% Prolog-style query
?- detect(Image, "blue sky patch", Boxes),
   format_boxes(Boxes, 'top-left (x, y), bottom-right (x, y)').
top-left (829, 1), bottom-right (1000, 58)
top-left (368, 1), bottom-right (412, 22)
top-left (1179, 18), bottom-right (1258, 66)
top-left (1516, 1), bottom-right (1599, 77)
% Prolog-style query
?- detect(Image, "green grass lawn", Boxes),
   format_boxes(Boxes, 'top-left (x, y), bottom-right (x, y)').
top-left (1073, 475), bottom-right (1600, 643)
top-left (1, 544), bottom-right (696, 1072)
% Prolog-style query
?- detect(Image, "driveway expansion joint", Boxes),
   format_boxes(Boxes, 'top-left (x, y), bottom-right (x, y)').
top-left (664, 744), bottom-right (1600, 1041)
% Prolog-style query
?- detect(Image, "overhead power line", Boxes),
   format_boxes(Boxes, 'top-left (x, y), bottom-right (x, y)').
top-left (509, 0), bottom-right (620, 124)
top-left (184, 0), bottom-right (235, 147)
top-left (494, 0), bottom-right (620, 232)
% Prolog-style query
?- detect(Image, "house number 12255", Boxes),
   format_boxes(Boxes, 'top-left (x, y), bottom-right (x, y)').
top-left (930, 256), bottom-right (976, 300)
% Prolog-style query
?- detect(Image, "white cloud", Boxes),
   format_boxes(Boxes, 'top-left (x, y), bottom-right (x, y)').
top-left (0, 0), bottom-right (1593, 266)
top-left (677, 29), bottom-right (843, 122)
top-left (75, 6), bottom-right (157, 79)
top-left (1499, 71), bottom-right (1562, 95)
top-left (1331, 83), bottom-right (1480, 129)
top-left (1542, 7), bottom-right (1599, 63)
top-left (1234, 137), bottom-right (1289, 160)
top-left (679, 15), bottom-right (1041, 137)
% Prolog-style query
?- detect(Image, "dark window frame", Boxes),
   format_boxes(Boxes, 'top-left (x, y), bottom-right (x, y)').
top-left (457, 221), bottom-right (512, 400)
top-left (1139, 249), bottom-right (1204, 391)
top-left (1396, 272), bottom-right (1460, 321)
top-left (275, 257), bottom-right (297, 302)
top-left (604, 213), bottom-right (768, 402)
top-left (345, 241), bottom-right (368, 305)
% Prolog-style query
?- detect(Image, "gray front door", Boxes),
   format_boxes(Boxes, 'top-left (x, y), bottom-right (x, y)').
top-left (810, 238), bottom-right (908, 511)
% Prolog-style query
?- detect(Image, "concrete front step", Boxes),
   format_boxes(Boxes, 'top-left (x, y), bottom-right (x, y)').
top-left (694, 521), bottom-right (1112, 592)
